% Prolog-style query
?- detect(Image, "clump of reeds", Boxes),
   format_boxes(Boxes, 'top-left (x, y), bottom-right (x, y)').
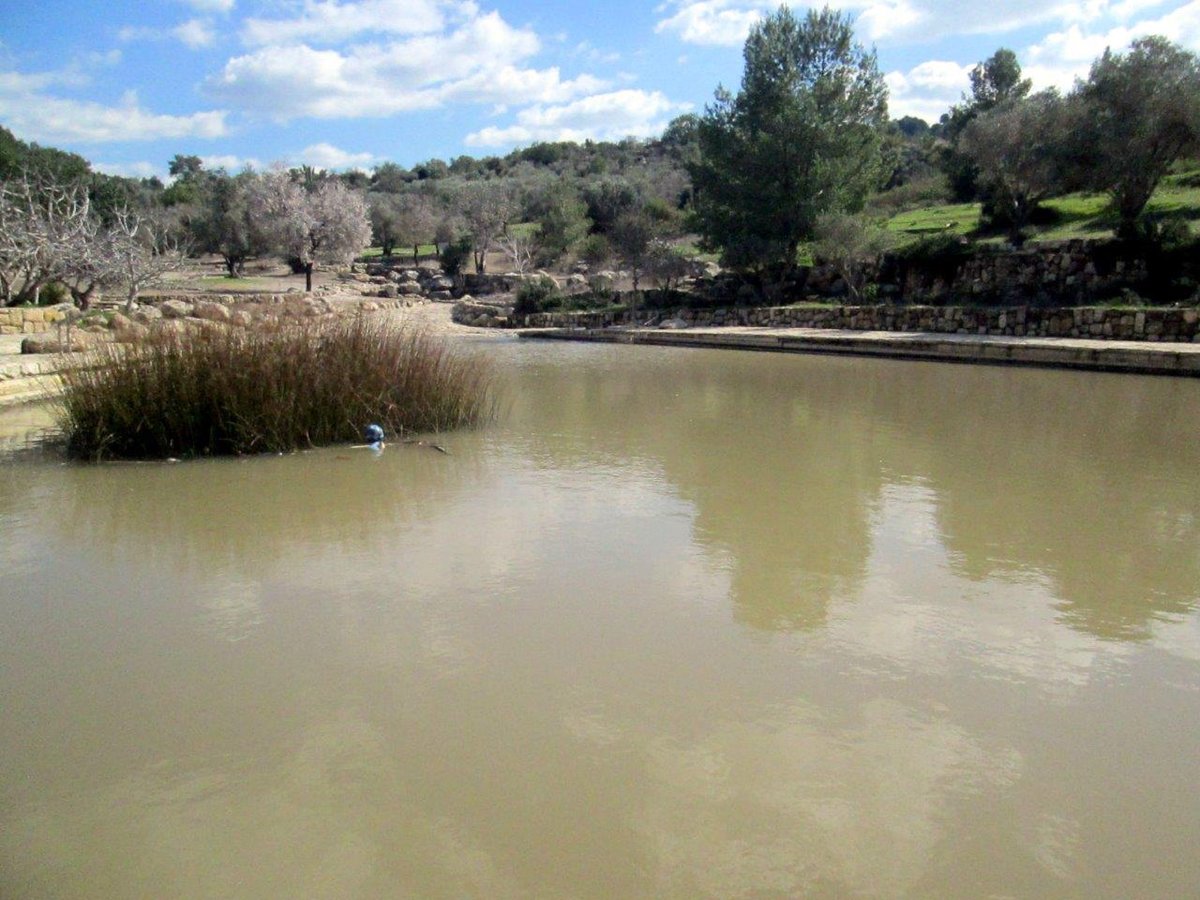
top-left (57, 317), bottom-right (498, 460)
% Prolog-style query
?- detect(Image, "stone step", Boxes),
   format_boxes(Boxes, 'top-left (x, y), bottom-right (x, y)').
top-left (0, 375), bottom-right (61, 407)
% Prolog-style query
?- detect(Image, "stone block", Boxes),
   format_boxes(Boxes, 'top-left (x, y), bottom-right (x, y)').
top-left (160, 299), bottom-right (194, 319)
top-left (193, 301), bottom-right (232, 323)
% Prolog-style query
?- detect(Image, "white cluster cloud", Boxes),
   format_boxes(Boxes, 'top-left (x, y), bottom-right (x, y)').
top-left (0, 72), bottom-right (228, 144)
top-left (200, 153), bottom-right (263, 171)
top-left (174, 18), bottom-right (217, 49)
top-left (121, 18), bottom-right (220, 50)
top-left (182, 0), bottom-right (235, 11)
top-left (208, 8), bottom-right (608, 120)
top-left (654, 0), bottom-right (1198, 46)
top-left (91, 160), bottom-right (167, 180)
top-left (465, 89), bottom-right (691, 147)
top-left (884, 60), bottom-right (970, 122)
top-left (654, 0), bottom-right (777, 46)
top-left (240, 0), bottom-right (453, 47)
top-left (846, 1), bottom-right (1200, 124)
top-left (1025, 0), bottom-right (1200, 88)
top-left (295, 141), bottom-right (376, 169)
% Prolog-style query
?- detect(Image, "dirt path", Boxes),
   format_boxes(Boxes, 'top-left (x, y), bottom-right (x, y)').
top-left (381, 300), bottom-right (514, 341)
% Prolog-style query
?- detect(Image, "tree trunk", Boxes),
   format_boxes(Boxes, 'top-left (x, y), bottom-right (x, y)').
top-left (305, 261), bottom-right (314, 292)
top-left (70, 284), bottom-right (94, 311)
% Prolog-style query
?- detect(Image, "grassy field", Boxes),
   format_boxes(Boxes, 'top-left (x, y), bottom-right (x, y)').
top-left (180, 275), bottom-right (287, 292)
top-left (882, 162), bottom-right (1200, 247)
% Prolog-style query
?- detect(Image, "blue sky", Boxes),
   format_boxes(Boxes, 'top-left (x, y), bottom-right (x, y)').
top-left (2, 0), bottom-right (1198, 180)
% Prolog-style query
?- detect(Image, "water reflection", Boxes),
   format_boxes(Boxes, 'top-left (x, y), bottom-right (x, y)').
top-left (504, 349), bottom-right (883, 631)
top-left (634, 698), bottom-right (1022, 897)
top-left (507, 347), bottom-right (1200, 643)
top-left (875, 365), bottom-right (1200, 641)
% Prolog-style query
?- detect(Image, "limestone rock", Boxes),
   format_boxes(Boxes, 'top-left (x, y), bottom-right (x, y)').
top-left (160, 299), bottom-right (194, 319)
top-left (111, 317), bottom-right (149, 343)
top-left (22, 332), bottom-right (92, 354)
top-left (193, 301), bottom-right (232, 323)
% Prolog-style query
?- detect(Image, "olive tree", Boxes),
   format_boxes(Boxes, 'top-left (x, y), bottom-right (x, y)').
top-left (1072, 36), bottom-right (1200, 237)
top-left (192, 171), bottom-right (270, 277)
top-left (368, 193), bottom-right (405, 258)
top-left (939, 48), bottom-right (1033, 200)
top-left (959, 91), bottom-right (1073, 242)
top-left (690, 6), bottom-right (888, 276)
top-left (812, 212), bottom-right (892, 300)
top-left (450, 180), bottom-right (514, 274)
top-left (370, 190), bottom-right (437, 261)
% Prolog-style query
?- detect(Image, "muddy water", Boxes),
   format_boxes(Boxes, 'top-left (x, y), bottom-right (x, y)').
top-left (1, 343), bottom-right (1198, 898)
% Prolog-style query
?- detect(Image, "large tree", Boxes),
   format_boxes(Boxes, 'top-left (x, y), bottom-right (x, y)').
top-left (959, 91), bottom-right (1073, 242)
top-left (369, 189), bottom-right (436, 261)
top-left (450, 180), bottom-right (514, 274)
top-left (251, 172), bottom-right (371, 291)
top-left (1072, 36), bottom-right (1200, 237)
top-left (689, 5), bottom-right (888, 275)
top-left (105, 206), bottom-right (188, 312)
top-left (0, 175), bottom-right (96, 306)
top-left (192, 171), bottom-right (270, 277)
top-left (939, 48), bottom-right (1032, 200)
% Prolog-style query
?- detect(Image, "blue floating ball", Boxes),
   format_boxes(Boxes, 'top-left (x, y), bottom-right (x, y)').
top-left (364, 423), bottom-right (385, 445)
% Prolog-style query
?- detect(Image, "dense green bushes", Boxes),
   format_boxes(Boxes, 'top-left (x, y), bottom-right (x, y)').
top-left (512, 276), bottom-right (564, 316)
top-left (58, 317), bottom-right (497, 460)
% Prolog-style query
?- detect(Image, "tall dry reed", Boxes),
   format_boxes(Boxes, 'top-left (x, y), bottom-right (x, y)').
top-left (58, 317), bottom-right (497, 460)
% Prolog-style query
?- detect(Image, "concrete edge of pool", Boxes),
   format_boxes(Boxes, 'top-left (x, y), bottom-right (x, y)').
top-left (518, 326), bottom-right (1200, 377)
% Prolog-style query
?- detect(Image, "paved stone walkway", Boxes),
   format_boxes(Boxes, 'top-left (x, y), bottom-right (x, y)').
top-left (520, 325), bottom-right (1200, 377)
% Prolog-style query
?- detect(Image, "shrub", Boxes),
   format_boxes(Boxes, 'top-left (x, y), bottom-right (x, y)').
top-left (512, 276), bottom-right (563, 317)
top-left (439, 235), bottom-right (473, 277)
top-left (39, 281), bottom-right (71, 306)
top-left (578, 233), bottom-right (612, 269)
top-left (57, 317), bottom-right (497, 460)
top-left (867, 174), bottom-right (951, 216)
top-left (812, 213), bottom-right (893, 301)
top-left (892, 233), bottom-right (973, 268)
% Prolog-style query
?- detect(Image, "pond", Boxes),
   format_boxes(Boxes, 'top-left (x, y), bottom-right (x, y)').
top-left (2, 340), bottom-right (1199, 898)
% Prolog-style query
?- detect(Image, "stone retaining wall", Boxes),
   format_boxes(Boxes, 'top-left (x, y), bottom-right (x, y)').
top-left (522, 303), bottom-right (1200, 343)
top-left (878, 240), bottom-right (1154, 306)
top-left (143, 292), bottom-right (318, 306)
top-left (0, 306), bottom-right (70, 335)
